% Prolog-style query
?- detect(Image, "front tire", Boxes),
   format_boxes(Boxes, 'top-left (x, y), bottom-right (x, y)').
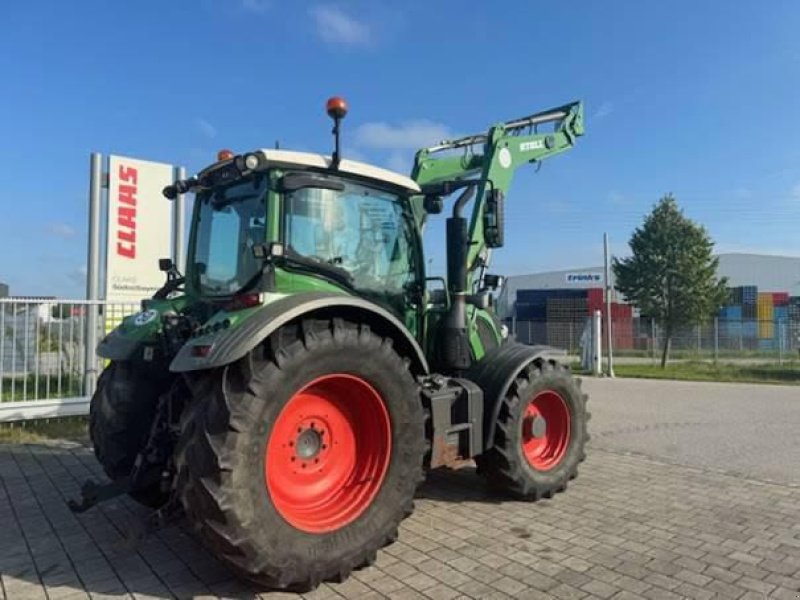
top-left (89, 361), bottom-right (172, 507)
top-left (175, 319), bottom-right (426, 591)
top-left (476, 360), bottom-right (588, 499)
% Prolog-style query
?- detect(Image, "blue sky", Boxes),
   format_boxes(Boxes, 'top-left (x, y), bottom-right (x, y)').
top-left (2, 1), bottom-right (800, 297)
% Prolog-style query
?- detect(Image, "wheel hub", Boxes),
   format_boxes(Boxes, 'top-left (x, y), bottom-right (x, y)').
top-left (295, 427), bottom-right (323, 459)
top-left (526, 415), bottom-right (547, 439)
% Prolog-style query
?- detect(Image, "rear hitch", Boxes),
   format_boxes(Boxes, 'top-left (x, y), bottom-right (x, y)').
top-left (67, 478), bottom-right (128, 513)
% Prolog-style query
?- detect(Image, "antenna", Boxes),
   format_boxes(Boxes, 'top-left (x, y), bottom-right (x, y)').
top-left (325, 96), bottom-right (348, 169)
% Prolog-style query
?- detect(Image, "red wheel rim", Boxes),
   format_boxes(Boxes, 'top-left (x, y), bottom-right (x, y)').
top-left (265, 374), bottom-right (392, 533)
top-left (521, 390), bottom-right (571, 471)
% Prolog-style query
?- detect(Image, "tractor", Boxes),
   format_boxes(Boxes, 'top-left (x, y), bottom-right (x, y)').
top-left (79, 97), bottom-right (589, 590)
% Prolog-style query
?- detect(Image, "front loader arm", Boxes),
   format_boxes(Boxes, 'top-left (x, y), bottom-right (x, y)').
top-left (412, 101), bottom-right (584, 286)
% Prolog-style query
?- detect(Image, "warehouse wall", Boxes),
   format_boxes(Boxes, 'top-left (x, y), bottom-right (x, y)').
top-left (497, 253), bottom-right (800, 318)
top-left (717, 254), bottom-right (800, 295)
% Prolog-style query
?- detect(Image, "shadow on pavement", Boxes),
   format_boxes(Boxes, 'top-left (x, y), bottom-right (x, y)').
top-left (0, 443), bottom-right (512, 599)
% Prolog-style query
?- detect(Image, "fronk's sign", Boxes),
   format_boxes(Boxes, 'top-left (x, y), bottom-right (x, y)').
top-left (105, 156), bottom-right (173, 302)
top-left (565, 272), bottom-right (603, 284)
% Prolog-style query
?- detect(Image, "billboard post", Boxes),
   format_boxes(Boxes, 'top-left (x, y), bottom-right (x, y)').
top-left (173, 166), bottom-right (187, 271)
top-left (84, 153), bottom-right (103, 395)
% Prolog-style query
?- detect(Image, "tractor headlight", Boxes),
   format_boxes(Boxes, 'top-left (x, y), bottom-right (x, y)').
top-left (244, 153), bottom-right (261, 171)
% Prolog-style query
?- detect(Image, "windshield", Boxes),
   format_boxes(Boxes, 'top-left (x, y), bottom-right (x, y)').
top-left (191, 178), bottom-right (267, 296)
top-left (284, 181), bottom-right (417, 296)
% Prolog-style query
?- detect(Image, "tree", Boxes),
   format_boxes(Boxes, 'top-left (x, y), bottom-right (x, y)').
top-left (613, 195), bottom-right (728, 368)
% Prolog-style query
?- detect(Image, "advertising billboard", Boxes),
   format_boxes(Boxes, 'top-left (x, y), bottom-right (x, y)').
top-left (105, 155), bottom-right (174, 302)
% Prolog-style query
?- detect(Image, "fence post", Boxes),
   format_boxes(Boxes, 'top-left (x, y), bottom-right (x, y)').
top-left (592, 310), bottom-right (602, 376)
top-left (649, 318), bottom-right (654, 364)
top-left (739, 320), bottom-right (743, 352)
top-left (779, 322), bottom-right (784, 366)
top-left (569, 321), bottom-right (574, 354)
top-left (696, 324), bottom-right (701, 354)
top-left (714, 317), bottom-right (719, 365)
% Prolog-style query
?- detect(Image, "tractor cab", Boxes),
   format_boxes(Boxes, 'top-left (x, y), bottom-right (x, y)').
top-left (184, 149), bottom-right (425, 322)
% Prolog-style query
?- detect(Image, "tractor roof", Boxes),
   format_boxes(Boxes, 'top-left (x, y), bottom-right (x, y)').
top-left (243, 150), bottom-right (421, 193)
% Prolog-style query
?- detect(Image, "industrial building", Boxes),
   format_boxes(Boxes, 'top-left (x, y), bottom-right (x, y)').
top-left (498, 253), bottom-right (800, 316)
top-left (0, 282), bottom-right (7, 298)
top-left (498, 253), bottom-right (800, 351)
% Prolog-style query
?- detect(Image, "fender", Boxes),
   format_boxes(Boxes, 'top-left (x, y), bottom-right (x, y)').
top-left (170, 292), bottom-right (429, 374)
top-left (97, 326), bottom-right (144, 361)
top-left (96, 308), bottom-right (163, 362)
top-left (465, 341), bottom-right (566, 450)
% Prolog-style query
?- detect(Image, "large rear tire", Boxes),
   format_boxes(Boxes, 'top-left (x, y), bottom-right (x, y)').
top-left (476, 360), bottom-right (588, 499)
top-left (175, 319), bottom-right (426, 591)
top-left (89, 361), bottom-right (171, 507)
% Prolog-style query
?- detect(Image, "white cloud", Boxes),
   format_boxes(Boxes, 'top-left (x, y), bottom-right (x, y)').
top-left (195, 118), bottom-right (217, 139)
top-left (355, 120), bottom-right (452, 151)
top-left (310, 6), bottom-right (371, 46)
top-left (47, 223), bottom-right (76, 238)
top-left (593, 101), bottom-right (613, 120)
top-left (386, 152), bottom-right (410, 174)
top-left (241, 0), bottom-right (270, 14)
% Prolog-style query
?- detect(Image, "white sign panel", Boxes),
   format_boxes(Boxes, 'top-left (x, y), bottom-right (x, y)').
top-left (105, 155), bottom-right (173, 302)
top-left (565, 272), bottom-right (603, 285)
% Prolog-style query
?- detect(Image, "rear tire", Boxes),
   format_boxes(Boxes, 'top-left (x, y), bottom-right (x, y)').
top-left (89, 361), bottom-right (171, 507)
top-left (476, 360), bottom-right (588, 500)
top-left (175, 319), bottom-right (426, 591)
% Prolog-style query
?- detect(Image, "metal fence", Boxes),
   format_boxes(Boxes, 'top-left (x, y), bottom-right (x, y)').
top-left (511, 316), bottom-right (800, 362)
top-left (0, 298), bottom-right (138, 421)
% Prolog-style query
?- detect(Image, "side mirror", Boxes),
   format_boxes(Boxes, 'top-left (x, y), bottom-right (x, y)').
top-left (483, 189), bottom-right (505, 248)
top-left (423, 195), bottom-right (444, 214)
top-left (483, 273), bottom-right (504, 290)
top-left (159, 258), bottom-right (174, 272)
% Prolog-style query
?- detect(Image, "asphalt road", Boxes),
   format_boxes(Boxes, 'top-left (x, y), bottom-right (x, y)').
top-left (583, 377), bottom-right (800, 485)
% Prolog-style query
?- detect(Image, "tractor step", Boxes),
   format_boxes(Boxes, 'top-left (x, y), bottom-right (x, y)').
top-left (421, 376), bottom-right (484, 468)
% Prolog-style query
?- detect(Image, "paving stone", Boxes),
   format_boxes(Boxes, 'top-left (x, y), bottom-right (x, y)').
top-left (1, 441), bottom-right (798, 600)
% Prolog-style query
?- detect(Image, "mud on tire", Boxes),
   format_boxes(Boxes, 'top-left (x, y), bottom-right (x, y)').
top-left (175, 318), bottom-right (426, 591)
top-left (476, 360), bottom-right (589, 500)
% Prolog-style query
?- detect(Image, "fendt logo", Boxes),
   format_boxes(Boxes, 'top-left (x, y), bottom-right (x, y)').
top-left (116, 165), bottom-right (138, 259)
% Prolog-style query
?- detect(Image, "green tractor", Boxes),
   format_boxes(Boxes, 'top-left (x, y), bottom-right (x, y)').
top-left (79, 97), bottom-right (588, 590)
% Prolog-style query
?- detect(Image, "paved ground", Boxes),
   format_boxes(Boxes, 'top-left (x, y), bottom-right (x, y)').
top-left (584, 378), bottom-right (800, 485)
top-left (1, 379), bottom-right (799, 599)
